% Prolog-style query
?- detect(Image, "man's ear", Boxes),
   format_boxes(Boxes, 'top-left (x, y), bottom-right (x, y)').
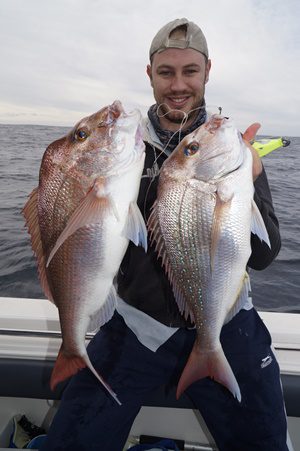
top-left (205, 59), bottom-right (212, 84)
top-left (147, 64), bottom-right (153, 87)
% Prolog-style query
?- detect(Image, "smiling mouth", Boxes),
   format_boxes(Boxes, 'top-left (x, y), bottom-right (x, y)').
top-left (167, 96), bottom-right (190, 108)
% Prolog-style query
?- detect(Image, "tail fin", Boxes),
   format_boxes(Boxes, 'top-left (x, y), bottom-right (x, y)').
top-left (176, 344), bottom-right (241, 402)
top-left (50, 346), bottom-right (122, 405)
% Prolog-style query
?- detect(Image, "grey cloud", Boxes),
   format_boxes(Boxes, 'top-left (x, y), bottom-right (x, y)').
top-left (0, 0), bottom-right (299, 135)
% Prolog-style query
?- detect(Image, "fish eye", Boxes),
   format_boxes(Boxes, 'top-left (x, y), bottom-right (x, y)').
top-left (184, 141), bottom-right (200, 156)
top-left (75, 129), bottom-right (89, 141)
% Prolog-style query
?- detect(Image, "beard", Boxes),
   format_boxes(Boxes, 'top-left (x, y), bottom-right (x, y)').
top-left (157, 103), bottom-right (186, 124)
top-left (157, 100), bottom-right (202, 127)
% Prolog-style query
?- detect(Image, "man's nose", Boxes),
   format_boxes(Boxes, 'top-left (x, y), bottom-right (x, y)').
top-left (170, 74), bottom-right (187, 92)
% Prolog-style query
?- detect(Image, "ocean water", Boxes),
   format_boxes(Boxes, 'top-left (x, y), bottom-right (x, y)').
top-left (0, 124), bottom-right (299, 313)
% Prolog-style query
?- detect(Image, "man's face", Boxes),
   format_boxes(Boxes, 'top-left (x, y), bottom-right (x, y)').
top-left (147, 48), bottom-right (211, 132)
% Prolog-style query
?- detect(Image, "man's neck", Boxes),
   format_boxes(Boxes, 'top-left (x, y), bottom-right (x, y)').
top-left (147, 103), bottom-right (207, 152)
top-left (158, 114), bottom-right (196, 133)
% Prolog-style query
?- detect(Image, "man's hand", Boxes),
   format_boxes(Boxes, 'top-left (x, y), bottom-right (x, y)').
top-left (242, 123), bottom-right (263, 180)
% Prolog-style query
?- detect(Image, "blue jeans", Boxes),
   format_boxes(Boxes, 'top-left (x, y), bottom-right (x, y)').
top-left (40, 308), bottom-right (289, 451)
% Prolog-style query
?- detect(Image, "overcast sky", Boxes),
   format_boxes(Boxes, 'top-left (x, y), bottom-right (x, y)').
top-left (0, 0), bottom-right (299, 136)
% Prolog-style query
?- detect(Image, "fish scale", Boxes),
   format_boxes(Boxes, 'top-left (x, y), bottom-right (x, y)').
top-left (178, 185), bottom-right (203, 319)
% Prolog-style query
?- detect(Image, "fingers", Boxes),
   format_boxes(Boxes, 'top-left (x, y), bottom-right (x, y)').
top-left (241, 123), bottom-right (263, 180)
top-left (242, 123), bottom-right (261, 142)
top-left (244, 140), bottom-right (263, 181)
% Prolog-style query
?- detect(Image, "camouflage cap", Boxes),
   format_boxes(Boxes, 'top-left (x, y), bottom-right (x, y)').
top-left (149, 18), bottom-right (209, 60)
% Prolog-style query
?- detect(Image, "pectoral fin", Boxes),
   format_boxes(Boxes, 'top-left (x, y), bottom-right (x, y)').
top-left (211, 192), bottom-right (232, 271)
top-left (123, 201), bottom-right (148, 251)
top-left (251, 200), bottom-right (271, 248)
top-left (47, 178), bottom-right (119, 267)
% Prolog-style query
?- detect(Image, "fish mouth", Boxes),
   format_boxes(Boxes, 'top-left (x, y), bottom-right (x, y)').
top-left (110, 101), bottom-right (140, 123)
top-left (104, 103), bottom-right (145, 163)
top-left (98, 100), bottom-right (125, 127)
top-left (204, 114), bottom-right (228, 133)
top-left (98, 102), bottom-right (144, 151)
top-left (116, 107), bottom-right (143, 139)
top-left (95, 101), bottom-right (125, 128)
top-left (103, 106), bottom-right (144, 175)
top-left (109, 100), bottom-right (124, 117)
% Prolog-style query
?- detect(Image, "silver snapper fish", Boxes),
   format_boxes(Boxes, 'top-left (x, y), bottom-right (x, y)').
top-left (148, 114), bottom-right (270, 401)
top-left (23, 101), bottom-right (147, 405)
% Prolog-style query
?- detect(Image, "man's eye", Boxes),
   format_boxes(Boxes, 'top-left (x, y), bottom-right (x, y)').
top-left (184, 69), bottom-right (198, 76)
top-left (75, 129), bottom-right (89, 141)
top-left (159, 71), bottom-right (171, 76)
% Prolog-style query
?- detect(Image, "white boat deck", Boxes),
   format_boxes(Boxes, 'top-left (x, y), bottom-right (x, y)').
top-left (0, 297), bottom-right (299, 450)
top-left (1, 297), bottom-right (300, 374)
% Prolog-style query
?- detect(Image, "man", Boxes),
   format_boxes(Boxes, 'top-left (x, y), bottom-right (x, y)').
top-left (41, 18), bottom-right (291, 451)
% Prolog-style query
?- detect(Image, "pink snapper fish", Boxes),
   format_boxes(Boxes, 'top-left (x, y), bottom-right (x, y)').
top-left (148, 115), bottom-right (270, 401)
top-left (23, 101), bottom-right (147, 405)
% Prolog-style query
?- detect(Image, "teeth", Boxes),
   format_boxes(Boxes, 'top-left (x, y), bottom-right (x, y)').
top-left (171, 98), bottom-right (187, 103)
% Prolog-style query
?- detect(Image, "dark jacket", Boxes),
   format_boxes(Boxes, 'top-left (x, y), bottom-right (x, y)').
top-left (117, 137), bottom-right (281, 327)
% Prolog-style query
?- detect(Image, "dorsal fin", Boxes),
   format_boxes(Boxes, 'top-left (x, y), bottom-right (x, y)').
top-left (22, 188), bottom-right (54, 302)
top-left (211, 191), bottom-right (233, 271)
top-left (147, 201), bottom-right (194, 323)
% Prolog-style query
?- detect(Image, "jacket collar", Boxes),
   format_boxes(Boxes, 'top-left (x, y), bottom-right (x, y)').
top-left (142, 116), bottom-right (173, 156)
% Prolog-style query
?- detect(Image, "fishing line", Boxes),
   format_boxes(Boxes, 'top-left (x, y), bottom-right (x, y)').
top-left (142, 103), bottom-right (222, 222)
top-left (151, 103), bottom-right (207, 166)
top-left (142, 103), bottom-right (222, 220)
top-left (142, 104), bottom-right (189, 219)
